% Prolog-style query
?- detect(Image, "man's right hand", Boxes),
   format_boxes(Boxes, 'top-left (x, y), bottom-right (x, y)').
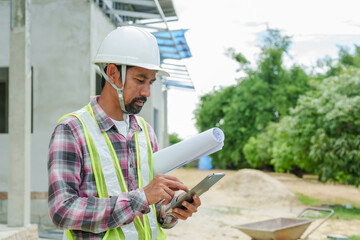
top-left (143, 174), bottom-right (189, 205)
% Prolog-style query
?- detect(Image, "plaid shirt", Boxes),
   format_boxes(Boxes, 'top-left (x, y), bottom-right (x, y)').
top-left (48, 96), bottom-right (177, 239)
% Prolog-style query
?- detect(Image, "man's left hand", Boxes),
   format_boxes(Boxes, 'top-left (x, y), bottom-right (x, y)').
top-left (170, 194), bottom-right (201, 220)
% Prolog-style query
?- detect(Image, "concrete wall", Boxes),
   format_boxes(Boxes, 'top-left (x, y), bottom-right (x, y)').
top-left (89, 2), bottom-right (116, 98)
top-left (0, 0), bottom-right (96, 192)
top-left (0, 0), bottom-right (119, 192)
top-left (31, 0), bottom-right (93, 192)
top-left (138, 77), bottom-right (167, 149)
top-left (0, 0), bottom-right (103, 230)
top-left (0, 0), bottom-right (168, 229)
top-left (0, 0), bottom-right (11, 192)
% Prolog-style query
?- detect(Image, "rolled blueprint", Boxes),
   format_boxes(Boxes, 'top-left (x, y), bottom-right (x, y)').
top-left (153, 128), bottom-right (225, 175)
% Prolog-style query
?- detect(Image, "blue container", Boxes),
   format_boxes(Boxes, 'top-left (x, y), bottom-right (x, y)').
top-left (198, 156), bottom-right (213, 170)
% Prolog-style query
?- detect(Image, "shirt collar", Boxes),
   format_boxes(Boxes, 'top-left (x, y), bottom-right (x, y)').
top-left (90, 96), bottom-right (141, 133)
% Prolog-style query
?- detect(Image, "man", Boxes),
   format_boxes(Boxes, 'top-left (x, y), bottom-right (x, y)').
top-left (48, 26), bottom-right (201, 240)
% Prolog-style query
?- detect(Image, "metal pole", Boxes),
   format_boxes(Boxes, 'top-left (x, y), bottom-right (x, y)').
top-left (8, 0), bottom-right (32, 227)
top-left (152, 0), bottom-right (182, 58)
top-left (162, 84), bottom-right (169, 148)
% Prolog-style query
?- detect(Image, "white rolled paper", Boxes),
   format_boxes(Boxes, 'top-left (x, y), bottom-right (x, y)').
top-left (153, 128), bottom-right (225, 175)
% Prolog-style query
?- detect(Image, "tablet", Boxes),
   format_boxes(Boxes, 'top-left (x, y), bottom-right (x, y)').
top-left (165, 172), bottom-right (225, 212)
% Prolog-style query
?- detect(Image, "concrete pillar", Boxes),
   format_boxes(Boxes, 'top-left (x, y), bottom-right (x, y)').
top-left (162, 86), bottom-right (169, 148)
top-left (8, 0), bottom-right (32, 227)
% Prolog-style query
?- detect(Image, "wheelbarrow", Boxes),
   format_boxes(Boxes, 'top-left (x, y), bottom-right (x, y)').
top-left (233, 207), bottom-right (334, 240)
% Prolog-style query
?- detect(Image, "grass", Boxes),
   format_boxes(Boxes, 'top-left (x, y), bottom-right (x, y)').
top-left (331, 205), bottom-right (360, 220)
top-left (296, 192), bottom-right (319, 205)
top-left (350, 237), bottom-right (360, 240)
top-left (296, 192), bottom-right (360, 220)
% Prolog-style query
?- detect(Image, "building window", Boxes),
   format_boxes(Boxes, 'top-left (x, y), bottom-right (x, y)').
top-left (0, 67), bottom-right (33, 133)
top-left (0, 68), bottom-right (9, 133)
top-left (0, 82), bottom-right (7, 133)
top-left (153, 108), bottom-right (159, 137)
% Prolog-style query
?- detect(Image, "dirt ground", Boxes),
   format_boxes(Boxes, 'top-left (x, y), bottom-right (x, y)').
top-left (163, 168), bottom-right (360, 240)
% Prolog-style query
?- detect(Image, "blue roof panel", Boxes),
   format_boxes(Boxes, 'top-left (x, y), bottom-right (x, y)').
top-left (153, 29), bottom-right (192, 60)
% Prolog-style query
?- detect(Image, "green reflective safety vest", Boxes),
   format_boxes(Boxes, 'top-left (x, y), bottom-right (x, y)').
top-left (60, 103), bottom-right (167, 240)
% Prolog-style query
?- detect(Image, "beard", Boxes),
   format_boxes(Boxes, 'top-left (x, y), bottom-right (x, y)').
top-left (125, 96), bottom-right (147, 114)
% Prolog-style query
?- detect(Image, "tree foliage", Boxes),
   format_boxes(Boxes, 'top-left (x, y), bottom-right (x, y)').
top-left (287, 68), bottom-right (360, 185)
top-left (195, 28), bottom-right (360, 186)
top-left (194, 29), bottom-right (310, 169)
top-left (245, 68), bottom-right (360, 186)
top-left (316, 45), bottom-right (360, 79)
top-left (168, 132), bottom-right (182, 146)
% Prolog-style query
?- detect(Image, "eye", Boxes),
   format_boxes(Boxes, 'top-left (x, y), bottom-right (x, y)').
top-left (136, 78), bottom-right (144, 83)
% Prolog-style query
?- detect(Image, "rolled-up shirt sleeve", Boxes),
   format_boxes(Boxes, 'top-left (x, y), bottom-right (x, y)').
top-left (48, 123), bottom-right (150, 233)
top-left (155, 197), bottom-right (179, 229)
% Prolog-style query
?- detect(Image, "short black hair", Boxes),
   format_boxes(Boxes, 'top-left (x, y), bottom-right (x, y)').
top-left (101, 65), bottom-right (133, 89)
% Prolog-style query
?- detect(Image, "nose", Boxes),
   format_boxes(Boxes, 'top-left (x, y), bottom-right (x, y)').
top-left (140, 83), bottom-right (151, 97)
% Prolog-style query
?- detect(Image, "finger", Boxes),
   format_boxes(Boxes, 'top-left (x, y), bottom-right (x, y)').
top-left (157, 174), bottom-right (185, 182)
top-left (169, 211), bottom-right (186, 220)
top-left (191, 194), bottom-right (201, 207)
top-left (169, 186), bottom-right (184, 191)
top-left (176, 191), bottom-right (188, 199)
top-left (162, 179), bottom-right (189, 193)
top-left (181, 200), bottom-right (198, 213)
top-left (161, 185), bottom-right (175, 202)
top-left (170, 211), bottom-right (186, 220)
top-left (172, 207), bottom-right (192, 219)
top-left (157, 175), bottom-right (189, 192)
top-left (160, 189), bottom-right (173, 205)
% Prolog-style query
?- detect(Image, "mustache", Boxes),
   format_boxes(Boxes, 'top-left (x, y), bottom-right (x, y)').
top-left (134, 96), bottom-right (147, 103)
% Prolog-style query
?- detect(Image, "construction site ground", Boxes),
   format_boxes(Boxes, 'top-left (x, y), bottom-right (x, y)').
top-left (163, 168), bottom-right (360, 240)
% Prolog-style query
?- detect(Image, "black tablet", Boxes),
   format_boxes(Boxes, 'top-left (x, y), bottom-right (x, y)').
top-left (166, 173), bottom-right (225, 212)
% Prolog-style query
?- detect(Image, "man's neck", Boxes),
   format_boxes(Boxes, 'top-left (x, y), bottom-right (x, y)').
top-left (98, 92), bottom-right (124, 121)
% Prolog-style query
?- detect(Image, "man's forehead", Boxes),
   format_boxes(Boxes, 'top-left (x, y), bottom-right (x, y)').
top-left (130, 67), bottom-right (156, 79)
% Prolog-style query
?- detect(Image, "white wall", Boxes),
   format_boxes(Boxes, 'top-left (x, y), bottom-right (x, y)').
top-left (0, 0), bottom-right (109, 192)
top-left (89, 3), bottom-right (116, 97)
top-left (30, 0), bottom-right (93, 192)
top-left (0, 0), bottom-right (168, 192)
top-left (0, 0), bottom-right (11, 191)
top-left (138, 76), bottom-right (167, 149)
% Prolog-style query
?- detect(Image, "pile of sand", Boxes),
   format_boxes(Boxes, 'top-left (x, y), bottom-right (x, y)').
top-left (217, 169), bottom-right (295, 203)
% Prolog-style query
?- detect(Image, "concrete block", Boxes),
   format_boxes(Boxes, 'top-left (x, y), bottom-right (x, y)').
top-left (0, 200), bottom-right (7, 214)
top-left (31, 199), bottom-right (48, 216)
top-left (31, 215), bottom-right (41, 225)
top-left (0, 213), bottom-right (7, 224)
top-left (40, 215), bottom-right (55, 229)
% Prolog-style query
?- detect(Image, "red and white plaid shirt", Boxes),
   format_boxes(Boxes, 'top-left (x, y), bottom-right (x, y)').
top-left (48, 96), bottom-right (177, 239)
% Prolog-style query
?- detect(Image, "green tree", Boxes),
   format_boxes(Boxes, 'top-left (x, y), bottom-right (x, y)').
top-left (316, 45), bottom-right (360, 79)
top-left (285, 68), bottom-right (360, 185)
top-left (194, 86), bottom-right (237, 168)
top-left (168, 133), bottom-right (182, 146)
top-left (250, 68), bottom-right (360, 185)
top-left (243, 121), bottom-right (279, 169)
top-left (194, 28), bottom-right (310, 169)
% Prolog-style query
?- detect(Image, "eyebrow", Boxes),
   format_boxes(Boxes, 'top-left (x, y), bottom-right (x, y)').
top-left (137, 74), bottom-right (156, 82)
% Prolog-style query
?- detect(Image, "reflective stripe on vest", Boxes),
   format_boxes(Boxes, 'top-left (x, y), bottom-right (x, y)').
top-left (61, 104), bottom-right (166, 240)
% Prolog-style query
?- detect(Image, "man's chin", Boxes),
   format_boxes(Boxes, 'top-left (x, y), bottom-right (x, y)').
top-left (125, 105), bottom-right (143, 114)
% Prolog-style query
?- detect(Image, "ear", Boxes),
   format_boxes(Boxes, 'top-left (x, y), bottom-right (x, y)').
top-left (106, 64), bottom-right (123, 88)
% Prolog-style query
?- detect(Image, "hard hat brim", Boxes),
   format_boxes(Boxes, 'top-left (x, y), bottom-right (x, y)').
top-left (94, 55), bottom-right (170, 77)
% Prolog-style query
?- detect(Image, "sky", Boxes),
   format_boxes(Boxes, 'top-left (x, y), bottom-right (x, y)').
top-left (165, 0), bottom-right (360, 139)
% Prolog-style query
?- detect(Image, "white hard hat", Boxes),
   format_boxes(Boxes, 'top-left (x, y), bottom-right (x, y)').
top-left (94, 26), bottom-right (169, 114)
top-left (94, 26), bottom-right (169, 77)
